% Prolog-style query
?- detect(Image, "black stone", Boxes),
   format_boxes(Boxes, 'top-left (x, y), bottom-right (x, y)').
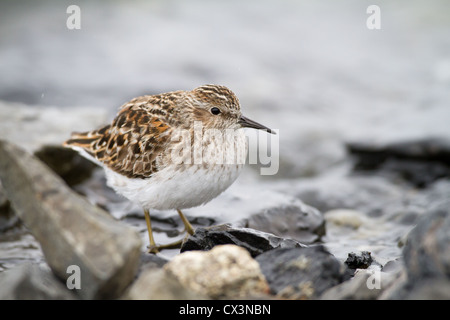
top-left (345, 251), bottom-right (373, 269)
top-left (180, 224), bottom-right (306, 258)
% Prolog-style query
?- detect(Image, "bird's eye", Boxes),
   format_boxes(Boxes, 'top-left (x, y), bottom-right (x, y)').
top-left (210, 107), bottom-right (221, 115)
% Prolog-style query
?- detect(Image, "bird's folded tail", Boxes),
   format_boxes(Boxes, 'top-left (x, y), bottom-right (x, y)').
top-left (63, 125), bottom-right (111, 163)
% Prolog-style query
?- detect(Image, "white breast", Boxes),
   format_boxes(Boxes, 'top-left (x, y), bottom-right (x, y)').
top-left (104, 129), bottom-right (247, 210)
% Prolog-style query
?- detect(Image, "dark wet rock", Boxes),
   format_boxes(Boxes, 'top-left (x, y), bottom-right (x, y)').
top-left (0, 263), bottom-right (76, 300)
top-left (34, 145), bottom-right (98, 186)
top-left (0, 183), bottom-right (19, 233)
top-left (347, 138), bottom-right (450, 188)
top-left (0, 183), bottom-right (8, 211)
top-left (180, 224), bottom-right (306, 258)
top-left (0, 140), bottom-right (142, 299)
top-left (123, 268), bottom-right (206, 300)
top-left (235, 202), bottom-right (325, 244)
top-left (0, 210), bottom-right (20, 234)
top-left (165, 245), bottom-right (270, 299)
top-left (345, 251), bottom-right (373, 270)
top-left (255, 246), bottom-right (351, 299)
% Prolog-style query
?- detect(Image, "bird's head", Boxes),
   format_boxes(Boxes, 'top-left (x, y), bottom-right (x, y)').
top-left (188, 84), bottom-right (274, 134)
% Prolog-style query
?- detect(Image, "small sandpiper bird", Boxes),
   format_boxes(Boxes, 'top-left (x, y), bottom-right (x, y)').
top-left (64, 84), bottom-right (273, 253)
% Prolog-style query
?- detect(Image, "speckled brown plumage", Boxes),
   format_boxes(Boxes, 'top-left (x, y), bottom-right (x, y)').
top-left (65, 99), bottom-right (175, 178)
top-left (63, 85), bottom-right (247, 179)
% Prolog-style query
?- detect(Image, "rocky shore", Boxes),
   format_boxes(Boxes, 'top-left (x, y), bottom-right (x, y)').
top-left (1, 126), bottom-right (449, 299)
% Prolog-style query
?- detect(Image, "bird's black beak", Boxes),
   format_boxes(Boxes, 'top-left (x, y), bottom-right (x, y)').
top-left (239, 115), bottom-right (275, 134)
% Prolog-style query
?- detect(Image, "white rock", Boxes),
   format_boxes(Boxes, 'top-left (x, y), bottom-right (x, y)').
top-left (324, 209), bottom-right (367, 229)
top-left (164, 244), bottom-right (269, 299)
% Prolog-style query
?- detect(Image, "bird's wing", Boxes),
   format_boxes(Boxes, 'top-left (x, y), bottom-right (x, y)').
top-left (63, 97), bottom-right (174, 179)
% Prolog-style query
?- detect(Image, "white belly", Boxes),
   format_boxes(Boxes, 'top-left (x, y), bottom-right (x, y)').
top-left (104, 130), bottom-right (247, 210)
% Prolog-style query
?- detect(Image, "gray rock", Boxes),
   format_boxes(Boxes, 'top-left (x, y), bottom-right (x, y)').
top-left (383, 203), bottom-right (450, 299)
top-left (181, 224), bottom-right (306, 258)
top-left (123, 268), bottom-right (205, 300)
top-left (0, 263), bottom-right (76, 300)
top-left (381, 258), bottom-right (404, 274)
top-left (0, 140), bottom-right (142, 299)
top-left (256, 246), bottom-right (351, 299)
top-left (320, 269), bottom-right (399, 300)
top-left (403, 205), bottom-right (450, 281)
top-left (377, 269), bottom-right (408, 300)
top-left (401, 278), bottom-right (450, 300)
top-left (165, 244), bottom-right (270, 299)
top-left (235, 202), bottom-right (325, 244)
top-left (381, 274), bottom-right (450, 300)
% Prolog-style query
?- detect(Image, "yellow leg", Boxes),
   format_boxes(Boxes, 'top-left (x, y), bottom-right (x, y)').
top-left (144, 209), bottom-right (159, 253)
top-left (144, 209), bottom-right (195, 254)
top-left (177, 209), bottom-right (195, 235)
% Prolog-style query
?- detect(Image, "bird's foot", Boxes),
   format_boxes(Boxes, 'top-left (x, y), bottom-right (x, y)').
top-left (146, 235), bottom-right (190, 254)
top-left (147, 244), bottom-right (160, 254)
